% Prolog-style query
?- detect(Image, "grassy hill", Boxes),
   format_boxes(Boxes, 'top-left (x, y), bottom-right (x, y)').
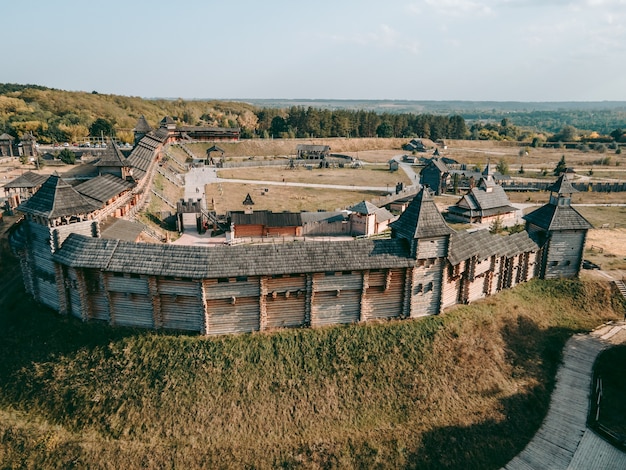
top-left (0, 84), bottom-right (257, 144)
top-left (0, 241), bottom-right (623, 468)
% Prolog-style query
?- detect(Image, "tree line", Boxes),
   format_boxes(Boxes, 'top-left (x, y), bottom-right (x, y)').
top-left (252, 106), bottom-right (467, 140)
top-left (1, 84), bottom-right (625, 145)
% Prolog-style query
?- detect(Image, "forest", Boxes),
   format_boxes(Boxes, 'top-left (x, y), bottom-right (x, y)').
top-left (1, 83), bottom-right (625, 145)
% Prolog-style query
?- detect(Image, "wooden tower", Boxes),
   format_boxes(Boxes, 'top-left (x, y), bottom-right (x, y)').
top-left (390, 188), bottom-right (454, 318)
top-left (523, 175), bottom-right (592, 279)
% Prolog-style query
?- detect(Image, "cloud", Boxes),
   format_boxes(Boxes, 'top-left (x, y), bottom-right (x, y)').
top-left (326, 24), bottom-right (420, 55)
top-left (412, 0), bottom-right (495, 17)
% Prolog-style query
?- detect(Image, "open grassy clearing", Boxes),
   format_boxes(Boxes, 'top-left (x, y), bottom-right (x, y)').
top-left (186, 137), bottom-right (408, 160)
top-left (217, 164), bottom-right (412, 187)
top-left (206, 182), bottom-right (385, 214)
top-left (505, 190), bottom-right (626, 205)
top-left (0, 246), bottom-right (623, 470)
top-left (440, 139), bottom-right (626, 168)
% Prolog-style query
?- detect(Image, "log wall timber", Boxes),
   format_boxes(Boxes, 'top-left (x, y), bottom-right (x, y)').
top-left (410, 258), bottom-right (445, 317)
top-left (204, 277), bottom-right (261, 335)
top-left (158, 278), bottom-right (203, 331)
top-left (441, 265), bottom-right (461, 309)
top-left (86, 270), bottom-right (110, 322)
top-left (264, 274), bottom-right (307, 330)
top-left (107, 274), bottom-right (153, 328)
top-left (311, 272), bottom-right (362, 327)
top-left (544, 231), bottom-right (586, 279)
top-left (362, 269), bottom-right (405, 322)
top-left (65, 266), bottom-right (83, 319)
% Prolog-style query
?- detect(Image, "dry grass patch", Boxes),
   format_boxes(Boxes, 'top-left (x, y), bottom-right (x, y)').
top-left (584, 227), bottom-right (626, 270)
top-left (217, 165), bottom-right (412, 187)
top-left (187, 138), bottom-right (408, 159)
top-left (206, 182), bottom-right (385, 213)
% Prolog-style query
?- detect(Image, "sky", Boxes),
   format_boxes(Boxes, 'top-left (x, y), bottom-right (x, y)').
top-left (3, 0), bottom-right (626, 101)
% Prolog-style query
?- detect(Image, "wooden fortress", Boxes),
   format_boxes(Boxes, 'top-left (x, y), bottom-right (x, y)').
top-left (8, 122), bottom-right (592, 335)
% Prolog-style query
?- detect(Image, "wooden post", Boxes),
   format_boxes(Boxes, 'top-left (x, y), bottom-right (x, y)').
top-left (259, 276), bottom-right (268, 331)
top-left (149, 276), bottom-right (162, 329)
top-left (402, 266), bottom-right (413, 318)
top-left (102, 273), bottom-right (115, 326)
top-left (75, 269), bottom-right (91, 321)
top-left (201, 280), bottom-right (209, 335)
top-left (305, 273), bottom-right (313, 326)
top-left (359, 270), bottom-right (369, 322)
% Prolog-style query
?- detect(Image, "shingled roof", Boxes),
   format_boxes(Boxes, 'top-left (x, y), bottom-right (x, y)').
top-left (450, 176), bottom-right (516, 216)
top-left (390, 188), bottom-right (454, 240)
top-left (3, 171), bottom-right (48, 189)
top-left (231, 211), bottom-right (302, 227)
top-left (54, 235), bottom-right (414, 278)
top-left (17, 174), bottom-right (98, 219)
top-left (0, 133), bottom-right (15, 141)
top-left (133, 115), bottom-right (152, 133)
top-left (547, 174), bottom-right (578, 195)
top-left (350, 200), bottom-right (380, 215)
top-left (523, 204), bottom-right (593, 231)
top-left (74, 174), bottom-right (135, 205)
top-left (523, 175), bottom-right (592, 231)
top-left (448, 229), bottom-right (538, 266)
top-left (94, 139), bottom-right (129, 168)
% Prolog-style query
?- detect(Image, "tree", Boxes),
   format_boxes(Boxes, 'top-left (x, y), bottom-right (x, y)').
top-left (376, 121), bottom-right (394, 138)
top-left (89, 118), bottom-right (115, 138)
top-left (554, 155), bottom-right (567, 175)
top-left (553, 125), bottom-right (577, 142)
top-left (58, 148), bottom-right (76, 164)
top-left (610, 128), bottom-right (624, 142)
top-left (489, 216), bottom-right (503, 234)
top-left (496, 158), bottom-right (509, 175)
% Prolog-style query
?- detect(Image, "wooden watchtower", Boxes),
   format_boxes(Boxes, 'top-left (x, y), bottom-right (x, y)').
top-left (523, 174), bottom-right (592, 279)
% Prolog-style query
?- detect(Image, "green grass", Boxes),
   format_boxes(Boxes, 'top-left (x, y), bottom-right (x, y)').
top-left (0, 250), bottom-right (623, 468)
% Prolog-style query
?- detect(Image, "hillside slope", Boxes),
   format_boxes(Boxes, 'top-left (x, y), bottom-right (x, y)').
top-left (0, 240), bottom-right (623, 470)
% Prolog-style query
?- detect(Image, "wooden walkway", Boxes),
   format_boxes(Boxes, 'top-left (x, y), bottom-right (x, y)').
top-left (503, 322), bottom-right (626, 470)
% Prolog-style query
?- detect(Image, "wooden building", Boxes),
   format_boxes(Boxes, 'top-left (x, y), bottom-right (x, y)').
top-left (133, 115), bottom-right (153, 145)
top-left (349, 201), bottom-right (394, 236)
top-left (3, 171), bottom-right (48, 213)
top-left (523, 175), bottom-right (592, 279)
top-left (420, 157), bottom-right (451, 195)
top-left (230, 211), bottom-right (303, 238)
top-left (20, 132), bottom-right (38, 157)
top-left (447, 175), bottom-right (517, 224)
top-left (0, 133), bottom-right (16, 157)
top-left (94, 139), bottom-right (133, 180)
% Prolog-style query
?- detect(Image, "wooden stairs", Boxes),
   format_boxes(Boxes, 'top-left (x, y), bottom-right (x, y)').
top-left (615, 280), bottom-right (626, 300)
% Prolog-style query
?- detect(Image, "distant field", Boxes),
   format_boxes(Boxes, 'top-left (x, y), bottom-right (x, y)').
top-left (205, 182), bottom-right (385, 213)
top-left (186, 137), bottom-right (408, 159)
top-left (217, 164), bottom-right (413, 187)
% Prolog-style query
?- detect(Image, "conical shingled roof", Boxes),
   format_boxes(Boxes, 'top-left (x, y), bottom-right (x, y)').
top-left (133, 115), bottom-right (152, 133)
top-left (523, 175), bottom-right (591, 231)
top-left (390, 188), bottom-right (454, 240)
top-left (546, 174), bottom-right (578, 195)
top-left (17, 173), bottom-right (98, 219)
top-left (95, 139), bottom-right (129, 167)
